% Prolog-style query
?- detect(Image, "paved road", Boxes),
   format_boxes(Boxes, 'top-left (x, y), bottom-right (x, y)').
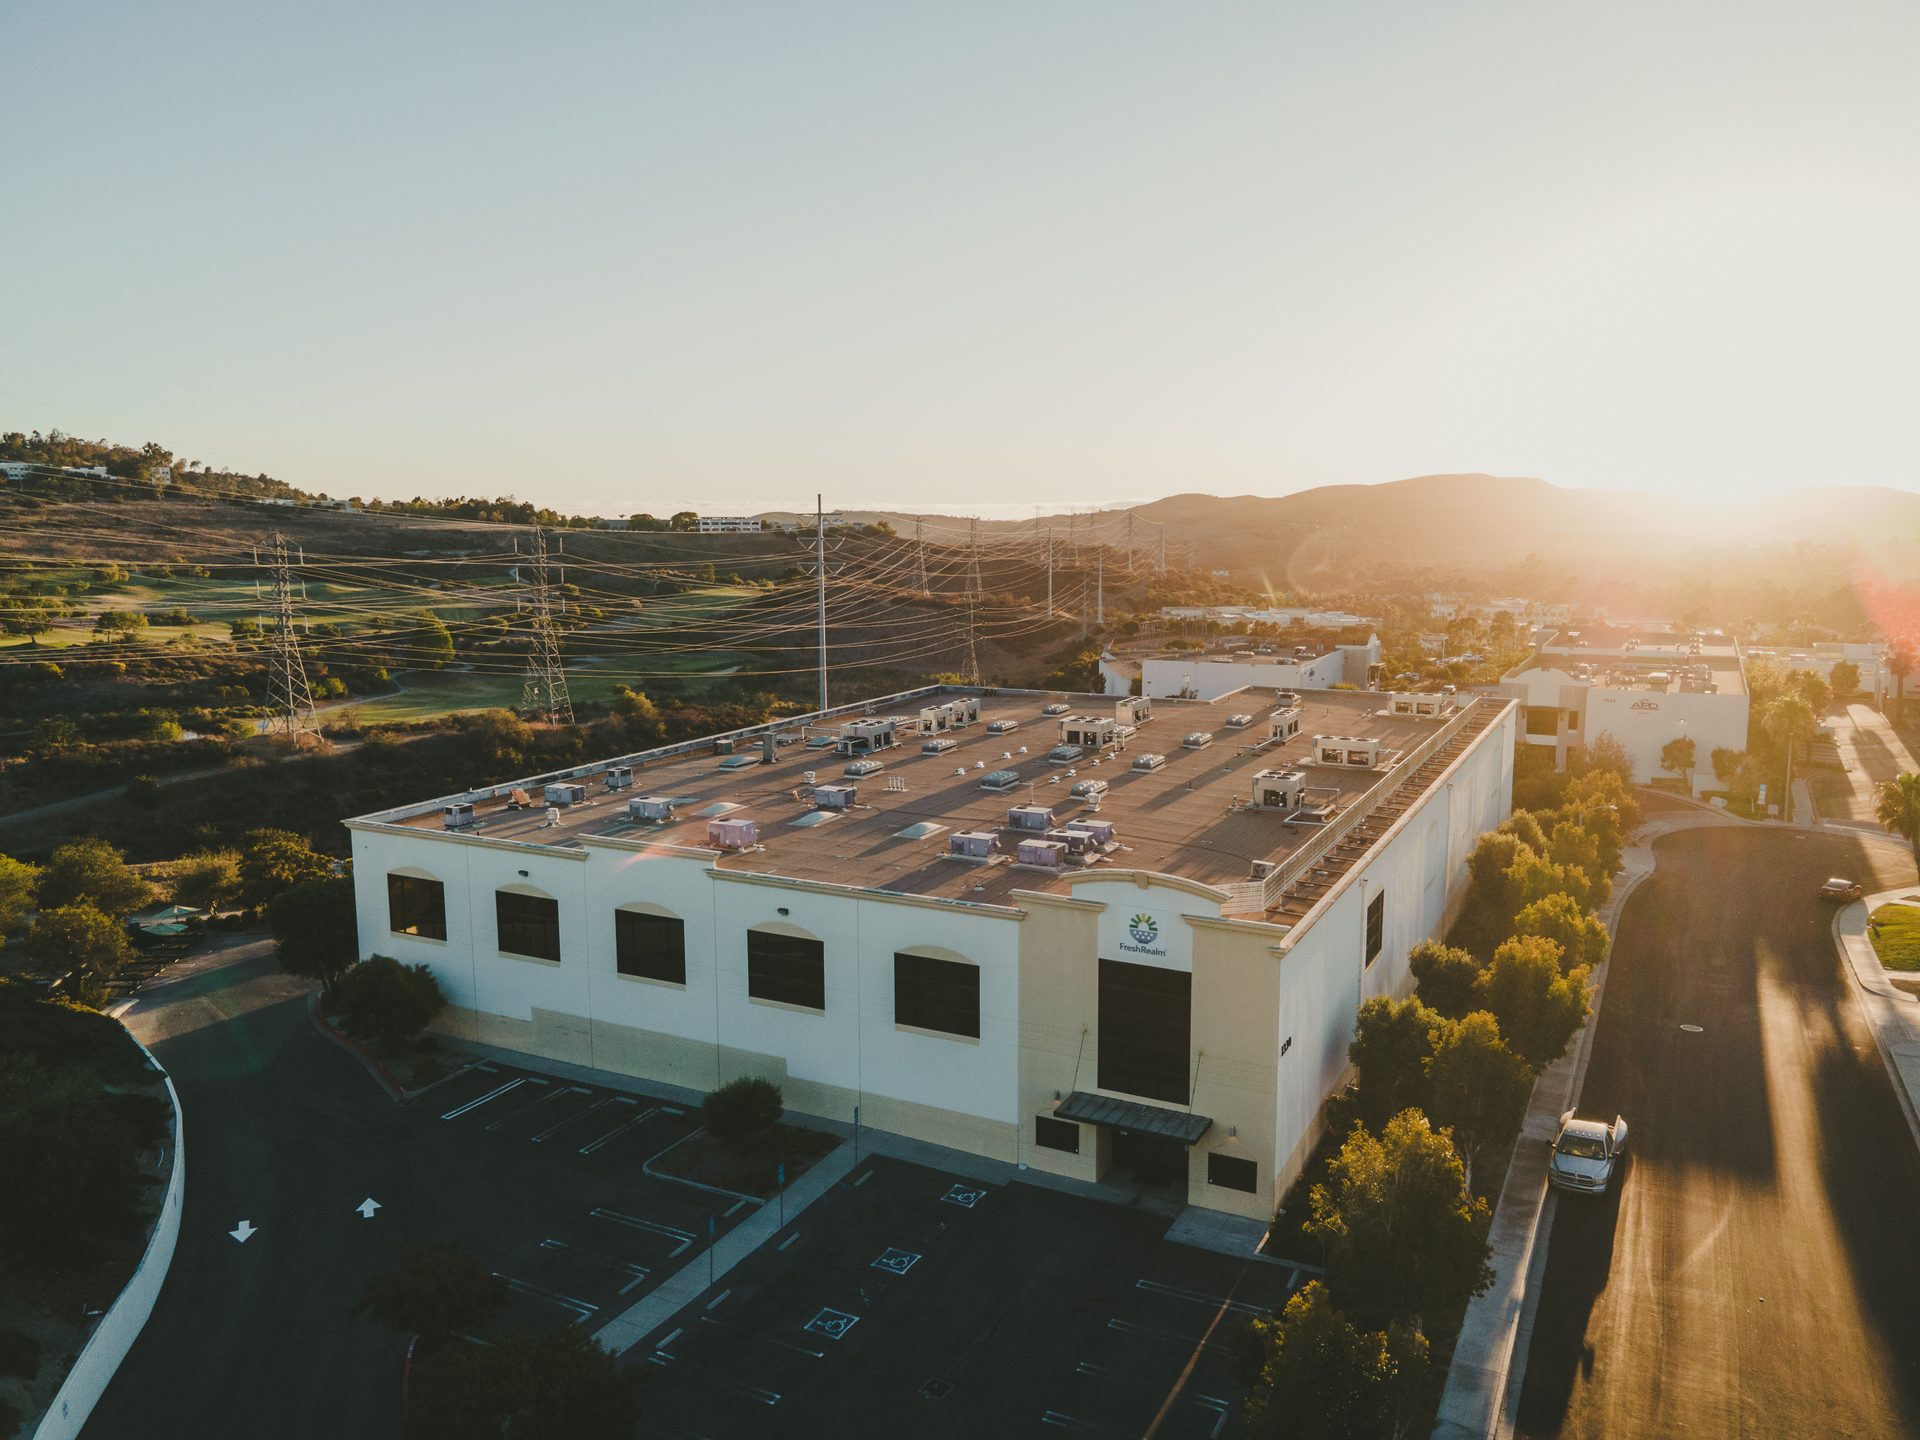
top-left (82, 941), bottom-right (411, 1440)
top-left (1516, 826), bottom-right (1920, 1439)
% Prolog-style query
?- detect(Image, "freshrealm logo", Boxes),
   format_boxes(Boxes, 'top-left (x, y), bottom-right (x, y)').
top-left (1128, 913), bottom-right (1159, 946)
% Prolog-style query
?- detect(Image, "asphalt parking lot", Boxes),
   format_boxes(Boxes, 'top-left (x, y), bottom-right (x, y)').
top-left (402, 1061), bottom-right (763, 1340)
top-left (630, 1154), bottom-right (1306, 1439)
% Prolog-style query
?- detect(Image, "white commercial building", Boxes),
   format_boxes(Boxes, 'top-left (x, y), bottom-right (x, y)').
top-left (347, 683), bottom-right (1515, 1219)
top-left (695, 516), bottom-right (765, 533)
top-left (1500, 625), bottom-right (1749, 782)
top-left (1116, 636), bottom-right (1383, 701)
top-left (1743, 643), bottom-right (1883, 699)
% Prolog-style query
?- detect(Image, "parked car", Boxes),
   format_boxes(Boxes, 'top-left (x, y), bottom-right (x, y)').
top-left (1548, 1111), bottom-right (1629, 1194)
top-left (1819, 877), bottom-right (1864, 901)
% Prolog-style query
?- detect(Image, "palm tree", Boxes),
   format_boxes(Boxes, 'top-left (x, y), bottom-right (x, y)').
top-left (1878, 772), bottom-right (1920, 875)
top-left (1764, 692), bottom-right (1814, 822)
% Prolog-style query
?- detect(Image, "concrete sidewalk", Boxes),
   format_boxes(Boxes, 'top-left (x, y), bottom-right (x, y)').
top-left (1833, 889), bottom-right (1920, 1151)
top-left (594, 1138), bottom-right (858, 1356)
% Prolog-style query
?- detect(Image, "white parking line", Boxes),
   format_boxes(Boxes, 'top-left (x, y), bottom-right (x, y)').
top-left (647, 1352), bottom-right (780, 1405)
top-left (725, 1199), bottom-right (748, 1218)
top-left (656, 1327), bottom-right (683, 1351)
top-left (764, 1336), bottom-right (824, 1359)
top-left (1134, 1279), bottom-right (1272, 1316)
top-left (590, 1208), bottom-right (696, 1257)
top-left (1041, 1411), bottom-right (1102, 1432)
top-left (440, 1077), bottom-right (526, 1120)
top-left (537, 1239), bottom-right (649, 1294)
top-left (534, 1093), bottom-right (620, 1143)
top-left (495, 1274), bottom-right (599, 1323)
top-left (854, 1169), bottom-right (875, 1187)
top-left (1106, 1317), bottom-right (1202, 1345)
top-left (485, 1082), bottom-right (574, 1132)
top-left (778, 1232), bottom-right (801, 1252)
top-left (705, 1288), bottom-right (732, 1310)
top-left (578, 1106), bottom-right (659, 1155)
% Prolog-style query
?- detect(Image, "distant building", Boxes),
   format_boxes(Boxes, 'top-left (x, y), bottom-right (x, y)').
top-left (697, 516), bottom-right (765, 533)
top-left (1500, 623), bottom-right (1749, 784)
top-left (1115, 635), bottom-right (1384, 699)
top-left (1743, 643), bottom-right (1884, 699)
top-left (594, 517), bottom-right (631, 530)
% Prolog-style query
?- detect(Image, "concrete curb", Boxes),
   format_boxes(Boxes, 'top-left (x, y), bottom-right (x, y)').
top-left (1832, 890), bottom-right (1920, 1152)
top-left (1432, 812), bottom-right (1730, 1440)
top-left (31, 1031), bottom-right (185, 1440)
top-left (306, 991), bottom-right (409, 1102)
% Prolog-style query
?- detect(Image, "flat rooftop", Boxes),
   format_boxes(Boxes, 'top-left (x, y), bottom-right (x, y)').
top-left (363, 688), bottom-right (1476, 909)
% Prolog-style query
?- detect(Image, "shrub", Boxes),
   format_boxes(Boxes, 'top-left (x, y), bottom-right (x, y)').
top-left (704, 1076), bottom-right (783, 1146)
top-left (332, 955), bottom-right (444, 1043)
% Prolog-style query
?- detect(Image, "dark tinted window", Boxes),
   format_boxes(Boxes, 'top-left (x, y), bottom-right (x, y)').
top-left (1208, 1152), bottom-right (1257, 1193)
top-left (388, 873), bottom-right (446, 941)
top-left (893, 952), bottom-right (980, 1038)
top-left (615, 910), bottom-right (686, 985)
top-left (496, 891), bottom-right (560, 962)
top-left (1524, 706), bottom-right (1560, 737)
top-left (1097, 958), bottom-right (1191, 1104)
top-left (1365, 891), bottom-right (1385, 965)
top-left (1035, 1116), bottom-right (1080, 1153)
top-left (747, 930), bottom-right (825, 1010)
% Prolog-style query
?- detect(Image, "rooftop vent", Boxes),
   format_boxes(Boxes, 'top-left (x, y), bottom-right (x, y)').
top-left (1224, 713), bottom-right (1254, 729)
top-left (980, 769), bottom-right (1021, 792)
top-left (895, 821), bottom-right (947, 840)
top-left (1182, 731), bottom-right (1214, 749)
top-left (443, 802), bottom-right (476, 831)
top-left (790, 810), bottom-right (837, 829)
top-left (1131, 753), bottom-right (1167, 772)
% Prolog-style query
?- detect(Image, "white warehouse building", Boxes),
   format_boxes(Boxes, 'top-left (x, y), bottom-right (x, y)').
top-left (347, 683), bottom-right (1515, 1219)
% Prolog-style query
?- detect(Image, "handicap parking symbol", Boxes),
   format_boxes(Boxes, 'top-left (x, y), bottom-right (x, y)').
top-left (871, 1248), bottom-right (921, 1276)
top-left (805, 1307), bottom-right (861, 1340)
top-left (941, 1183), bottom-right (986, 1209)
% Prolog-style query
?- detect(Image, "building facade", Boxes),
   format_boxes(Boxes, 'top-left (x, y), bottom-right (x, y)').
top-left (347, 684), bottom-right (1514, 1218)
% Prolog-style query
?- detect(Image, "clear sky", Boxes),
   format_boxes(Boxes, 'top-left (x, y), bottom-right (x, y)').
top-left (6, 1), bottom-right (1918, 515)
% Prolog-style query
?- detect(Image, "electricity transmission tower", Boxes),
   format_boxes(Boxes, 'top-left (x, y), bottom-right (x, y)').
top-left (263, 532), bottom-right (314, 739)
top-left (963, 516), bottom-right (982, 685)
top-left (520, 527), bottom-right (574, 725)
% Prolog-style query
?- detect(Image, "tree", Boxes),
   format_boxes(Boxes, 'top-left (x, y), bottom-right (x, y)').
top-left (26, 905), bottom-right (133, 1003)
top-left (406, 1327), bottom-right (641, 1440)
top-left (1660, 736), bottom-right (1696, 783)
top-left (668, 510), bottom-right (699, 531)
top-left (0, 854), bottom-right (40, 941)
top-left (1307, 1110), bottom-right (1493, 1330)
top-left (411, 611), bottom-right (456, 669)
top-left (331, 955), bottom-right (444, 1041)
top-left (1498, 810), bottom-right (1549, 854)
top-left (1889, 641), bottom-right (1914, 724)
top-left (1876, 772), bottom-right (1920, 873)
top-left (1475, 935), bottom-right (1591, 1070)
top-left (238, 828), bottom-right (333, 909)
top-left (1513, 893), bottom-right (1608, 972)
top-left (1763, 692), bottom-right (1814, 821)
top-left (353, 1241), bottom-right (507, 1348)
top-left (1241, 1281), bottom-right (1437, 1440)
top-left (1710, 746), bottom-right (1744, 785)
top-left (169, 849), bottom-right (242, 910)
top-left (1792, 668), bottom-right (1832, 717)
top-left (1408, 942), bottom-right (1482, 1019)
top-left (266, 877), bottom-right (360, 993)
top-left (704, 1076), bottom-right (784, 1146)
top-left (1424, 1013), bottom-right (1534, 1192)
top-left (1572, 732), bottom-right (1633, 785)
top-left (36, 837), bottom-right (153, 917)
top-left (1830, 660), bottom-right (1860, 697)
top-left (611, 684), bottom-right (666, 745)
top-left (0, 594), bottom-right (70, 642)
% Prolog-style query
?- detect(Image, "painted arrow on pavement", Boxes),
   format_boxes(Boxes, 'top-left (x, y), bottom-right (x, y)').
top-left (356, 1198), bottom-right (382, 1219)
top-left (230, 1220), bottom-right (257, 1243)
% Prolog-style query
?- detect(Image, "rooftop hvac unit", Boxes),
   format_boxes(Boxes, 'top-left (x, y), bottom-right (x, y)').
top-left (443, 802), bottom-right (476, 831)
top-left (1388, 694), bottom-right (1447, 718)
top-left (949, 830), bottom-right (998, 859)
top-left (1275, 691), bottom-right (1302, 708)
top-left (706, 817), bottom-right (760, 850)
top-left (813, 783), bottom-right (857, 810)
top-left (1251, 767), bottom-right (1307, 810)
top-left (544, 783), bottom-right (587, 807)
top-left (1115, 696), bottom-right (1152, 725)
top-left (1312, 735), bottom-right (1383, 768)
top-left (1064, 818), bottom-right (1116, 846)
top-left (1007, 804), bottom-right (1054, 831)
top-left (1016, 838), bottom-right (1067, 867)
top-left (1060, 715), bottom-right (1119, 748)
top-left (628, 795), bottom-right (676, 822)
top-left (604, 766), bottom-right (635, 791)
top-left (1046, 827), bottom-right (1096, 855)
